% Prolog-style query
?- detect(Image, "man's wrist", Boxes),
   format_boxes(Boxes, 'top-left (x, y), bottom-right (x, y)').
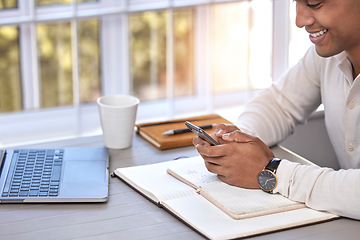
top-left (258, 158), bottom-right (282, 193)
top-left (271, 159), bottom-right (297, 197)
top-left (265, 158), bottom-right (281, 172)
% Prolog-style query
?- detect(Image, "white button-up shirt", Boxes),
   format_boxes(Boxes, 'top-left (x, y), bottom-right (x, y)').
top-left (236, 46), bottom-right (360, 219)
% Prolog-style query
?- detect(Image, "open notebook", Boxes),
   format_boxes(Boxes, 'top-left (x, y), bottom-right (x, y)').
top-left (166, 158), bottom-right (305, 220)
top-left (113, 155), bottom-right (338, 240)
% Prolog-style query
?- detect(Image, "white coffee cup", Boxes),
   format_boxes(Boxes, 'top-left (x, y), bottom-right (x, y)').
top-left (97, 95), bottom-right (140, 149)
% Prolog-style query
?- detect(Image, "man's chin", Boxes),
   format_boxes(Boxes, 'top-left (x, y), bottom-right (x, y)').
top-left (315, 45), bottom-right (342, 58)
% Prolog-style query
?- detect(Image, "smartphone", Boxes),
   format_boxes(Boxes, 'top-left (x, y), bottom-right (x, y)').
top-left (185, 121), bottom-right (219, 146)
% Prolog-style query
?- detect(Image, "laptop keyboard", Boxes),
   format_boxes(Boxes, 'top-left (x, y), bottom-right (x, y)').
top-left (1, 149), bottom-right (64, 198)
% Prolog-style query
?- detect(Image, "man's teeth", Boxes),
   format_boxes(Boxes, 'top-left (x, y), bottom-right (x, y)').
top-left (310, 29), bottom-right (328, 38)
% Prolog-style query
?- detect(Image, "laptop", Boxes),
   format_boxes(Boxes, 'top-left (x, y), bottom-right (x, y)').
top-left (0, 147), bottom-right (109, 203)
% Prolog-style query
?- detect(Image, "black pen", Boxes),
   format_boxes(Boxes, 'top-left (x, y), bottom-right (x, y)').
top-left (163, 123), bottom-right (217, 135)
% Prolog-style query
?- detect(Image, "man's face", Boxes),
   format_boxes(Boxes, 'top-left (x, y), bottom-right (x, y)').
top-left (295, 0), bottom-right (360, 58)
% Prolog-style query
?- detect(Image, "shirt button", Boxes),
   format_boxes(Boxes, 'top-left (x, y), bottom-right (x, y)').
top-left (348, 143), bottom-right (354, 152)
top-left (347, 100), bottom-right (355, 109)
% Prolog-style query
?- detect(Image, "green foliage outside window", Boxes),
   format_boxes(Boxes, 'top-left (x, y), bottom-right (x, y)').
top-left (0, 26), bottom-right (22, 112)
top-left (0, 5), bottom-right (192, 112)
top-left (130, 9), bottom-right (194, 101)
top-left (0, 19), bottom-right (100, 112)
top-left (37, 22), bottom-right (74, 108)
top-left (78, 19), bottom-right (101, 103)
top-left (36, 0), bottom-right (96, 6)
top-left (37, 19), bottom-right (100, 109)
top-left (0, 0), bottom-right (17, 9)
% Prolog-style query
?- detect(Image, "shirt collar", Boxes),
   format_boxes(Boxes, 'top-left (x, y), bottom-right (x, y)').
top-left (335, 51), bottom-right (354, 85)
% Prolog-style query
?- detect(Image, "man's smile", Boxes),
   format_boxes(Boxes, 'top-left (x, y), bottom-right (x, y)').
top-left (309, 29), bottom-right (328, 38)
top-left (308, 29), bottom-right (328, 44)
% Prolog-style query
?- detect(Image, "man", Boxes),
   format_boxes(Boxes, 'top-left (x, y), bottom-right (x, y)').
top-left (194, 0), bottom-right (360, 220)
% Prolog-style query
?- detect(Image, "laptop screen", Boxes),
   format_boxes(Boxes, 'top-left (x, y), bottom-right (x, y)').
top-left (0, 150), bottom-right (6, 176)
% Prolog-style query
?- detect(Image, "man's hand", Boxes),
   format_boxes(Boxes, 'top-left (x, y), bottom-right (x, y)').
top-left (193, 125), bottom-right (274, 189)
top-left (194, 123), bottom-right (239, 145)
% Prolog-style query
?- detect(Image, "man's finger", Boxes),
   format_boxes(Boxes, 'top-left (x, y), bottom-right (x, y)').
top-left (221, 130), bottom-right (254, 143)
top-left (195, 144), bottom-right (226, 158)
top-left (193, 136), bottom-right (211, 146)
top-left (215, 123), bottom-right (239, 138)
top-left (204, 160), bottom-right (223, 174)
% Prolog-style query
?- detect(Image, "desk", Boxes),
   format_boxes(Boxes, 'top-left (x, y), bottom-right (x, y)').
top-left (0, 134), bottom-right (359, 240)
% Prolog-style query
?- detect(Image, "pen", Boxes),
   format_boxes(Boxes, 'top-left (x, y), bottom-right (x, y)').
top-left (163, 123), bottom-right (217, 135)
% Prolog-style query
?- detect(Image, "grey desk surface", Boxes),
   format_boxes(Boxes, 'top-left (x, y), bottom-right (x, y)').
top-left (0, 134), bottom-right (359, 240)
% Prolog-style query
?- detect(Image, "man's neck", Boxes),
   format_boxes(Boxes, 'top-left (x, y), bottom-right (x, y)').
top-left (351, 66), bottom-right (359, 80)
top-left (351, 62), bottom-right (360, 80)
top-left (347, 49), bottom-right (360, 80)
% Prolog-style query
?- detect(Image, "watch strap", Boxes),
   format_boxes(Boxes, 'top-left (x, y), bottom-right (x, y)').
top-left (265, 158), bottom-right (281, 173)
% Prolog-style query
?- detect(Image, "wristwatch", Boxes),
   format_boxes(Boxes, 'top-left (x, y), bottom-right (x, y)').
top-left (258, 158), bottom-right (282, 193)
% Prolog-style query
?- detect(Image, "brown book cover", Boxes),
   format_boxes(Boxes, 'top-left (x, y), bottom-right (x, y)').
top-left (135, 114), bottom-right (232, 150)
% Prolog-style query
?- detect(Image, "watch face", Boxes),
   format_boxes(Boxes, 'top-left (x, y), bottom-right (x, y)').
top-left (258, 170), bottom-right (277, 192)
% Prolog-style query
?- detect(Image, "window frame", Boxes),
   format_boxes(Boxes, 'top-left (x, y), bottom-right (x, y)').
top-left (0, 0), bottom-right (290, 147)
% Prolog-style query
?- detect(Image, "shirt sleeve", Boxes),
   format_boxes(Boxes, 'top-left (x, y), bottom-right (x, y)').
top-left (236, 46), bottom-right (360, 220)
top-left (274, 160), bottom-right (360, 220)
top-left (236, 46), bottom-right (322, 146)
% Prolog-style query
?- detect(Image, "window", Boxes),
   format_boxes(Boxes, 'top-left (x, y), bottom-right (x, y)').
top-left (129, 9), bottom-right (194, 100)
top-left (0, 26), bottom-right (21, 112)
top-left (36, 0), bottom-right (96, 6)
top-left (211, 1), bottom-right (272, 93)
top-left (0, 1), bottom-right (17, 9)
top-left (0, 0), bottom-right (300, 147)
top-left (37, 19), bottom-right (100, 108)
top-left (288, 0), bottom-right (312, 67)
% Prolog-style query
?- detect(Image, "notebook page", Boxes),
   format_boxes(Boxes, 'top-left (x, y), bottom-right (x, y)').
top-left (167, 156), bottom-right (219, 187)
top-left (114, 158), bottom-right (200, 202)
top-left (167, 158), bottom-right (304, 219)
top-left (201, 183), bottom-right (304, 219)
top-left (163, 195), bottom-right (337, 240)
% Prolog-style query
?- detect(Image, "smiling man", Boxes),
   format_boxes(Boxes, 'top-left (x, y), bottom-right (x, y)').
top-left (299, 0), bottom-right (360, 75)
top-left (193, 0), bottom-right (360, 220)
